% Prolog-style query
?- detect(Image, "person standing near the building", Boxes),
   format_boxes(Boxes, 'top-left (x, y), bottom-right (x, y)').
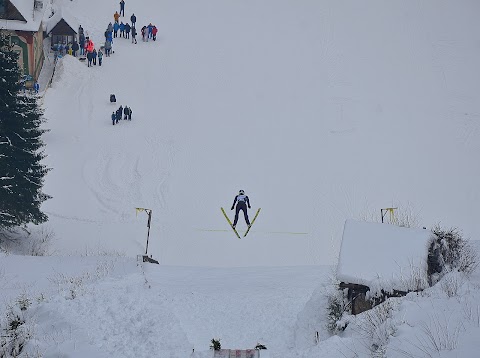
top-left (230, 190), bottom-right (251, 228)
top-left (33, 81), bottom-right (39, 94)
top-left (120, 0), bottom-right (125, 17)
top-left (72, 41), bottom-right (79, 57)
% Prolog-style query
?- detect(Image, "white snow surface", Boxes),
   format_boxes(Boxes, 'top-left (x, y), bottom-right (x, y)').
top-left (41, 0), bottom-right (480, 267)
top-left (2, 0), bottom-right (480, 356)
top-left (337, 220), bottom-right (432, 292)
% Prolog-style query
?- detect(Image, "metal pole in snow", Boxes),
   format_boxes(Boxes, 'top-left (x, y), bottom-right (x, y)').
top-left (145, 209), bottom-right (152, 255)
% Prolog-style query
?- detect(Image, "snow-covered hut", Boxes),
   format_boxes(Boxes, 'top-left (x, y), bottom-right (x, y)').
top-left (0, 0), bottom-right (46, 80)
top-left (45, 7), bottom-right (79, 48)
top-left (336, 219), bottom-right (432, 314)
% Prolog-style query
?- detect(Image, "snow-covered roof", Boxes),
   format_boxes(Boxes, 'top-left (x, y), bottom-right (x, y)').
top-left (45, 7), bottom-right (79, 34)
top-left (337, 220), bottom-right (433, 293)
top-left (0, 0), bottom-right (44, 32)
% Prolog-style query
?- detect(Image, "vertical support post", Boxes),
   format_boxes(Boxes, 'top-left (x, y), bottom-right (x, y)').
top-left (136, 207), bottom-right (153, 255)
top-left (145, 209), bottom-right (152, 255)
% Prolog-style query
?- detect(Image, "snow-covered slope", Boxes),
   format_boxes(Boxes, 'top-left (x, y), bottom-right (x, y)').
top-left (42, 0), bottom-right (480, 267)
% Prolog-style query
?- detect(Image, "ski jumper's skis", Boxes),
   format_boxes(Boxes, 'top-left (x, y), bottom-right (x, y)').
top-left (221, 207), bottom-right (241, 239)
top-left (244, 208), bottom-right (261, 237)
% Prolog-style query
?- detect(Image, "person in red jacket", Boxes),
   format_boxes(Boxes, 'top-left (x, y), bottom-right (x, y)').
top-left (152, 25), bottom-right (158, 41)
top-left (86, 38), bottom-right (94, 53)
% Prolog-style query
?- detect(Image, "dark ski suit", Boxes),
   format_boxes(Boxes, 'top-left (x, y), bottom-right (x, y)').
top-left (231, 194), bottom-right (251, 227)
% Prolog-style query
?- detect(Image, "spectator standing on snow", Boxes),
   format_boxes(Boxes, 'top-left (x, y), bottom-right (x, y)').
top-left (33, 81), bottom-right (39, 94)
top-left (98, 49), bottom-right (103, 66)
top-left (128, 107), bottom-right (132, 120)
top-left (79, 33), bottom-right (85, 55)
top-left (131, 27), bottom-right (137, 44)
top-left (120, 0), bottom-right (125, 17)
top-left (116, 106), bottom-right (123, 122)
top-left (87, 51), bottom-right (93, 67)
top-left (148, 23), bottom-right (153, 39)
top-left (107, 22), bottom-right (114, 34)
top-left (72, 41), bottom-right (79, 56)
top-left (114, 11), bottom-right (120, 23)
top-left (130, 13), bottom-right (136, 28)
top-left (105, 40), bottom-right (112, 56)
top-left (152, 26), bottom-right (158, 41)
top-left (123, 106), bottom-right (129, 120)
top-left (86, 38), bottom-right (94, 53)
top-left (113, 22), bottom-right (119, 38)
top-left (125, 23), bottom-right (131, 39)
top-left (120, 22), bottom-right (125, 37)
top-left (112, 112), bottom-right (116, 125)
top-left (92, 49), bottom-right (97, 65)
top-left (141, 26), bottom-right (148, 42)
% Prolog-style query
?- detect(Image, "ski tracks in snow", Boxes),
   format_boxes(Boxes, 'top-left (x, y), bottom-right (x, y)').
top-left (81, 136), bottom-right (177, 223)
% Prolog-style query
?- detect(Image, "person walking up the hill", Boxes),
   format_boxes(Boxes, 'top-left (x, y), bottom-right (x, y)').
top-left (231, 190), bottom-right (251, 228)
top-left (114, 11), bottom-right (120, 24)
top-left (130, 13), bottom-right (136, 28)
top-left (120, 0), bottom-right (125, 17)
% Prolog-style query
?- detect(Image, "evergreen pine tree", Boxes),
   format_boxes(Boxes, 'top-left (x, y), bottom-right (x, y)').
top-left (0, 32), bottom-right (51, 229)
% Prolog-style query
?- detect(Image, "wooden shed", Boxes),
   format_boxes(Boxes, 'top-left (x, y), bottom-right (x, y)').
top-left (45, 7), bottom-right (79, 47)
top-left (336, 220), bottom-right (433, 315)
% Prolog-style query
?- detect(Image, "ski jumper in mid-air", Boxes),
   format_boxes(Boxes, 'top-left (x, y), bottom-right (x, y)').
top-left (231, 190), bottom-right (251, 228)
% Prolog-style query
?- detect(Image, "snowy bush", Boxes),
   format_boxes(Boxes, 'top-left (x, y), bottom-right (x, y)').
top-left (428, 226), bottom-right (479, 285)
top-left (210, 338), bottom-right (221, 350)
top-left (26, 226), bottom-right (55, 256)
top-left (354, 299), bottom-right (400, 357)
top-left (0, 225), bottom-right (55, 256)
top-left (326, 286), bottom-right (350, 334)
top-left (0, 296), bottom-right (34, 358)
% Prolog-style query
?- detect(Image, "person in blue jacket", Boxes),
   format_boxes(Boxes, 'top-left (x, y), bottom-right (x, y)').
top-left (113, 22), bottom-right (120, 38)
top-left (119, 22), bottom-right (125, 38)
top-left (231, 190), bottom-right (251, 228)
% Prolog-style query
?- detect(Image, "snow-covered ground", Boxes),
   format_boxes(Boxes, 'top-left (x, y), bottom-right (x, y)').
top-left (2, 0), bottom-right (480, 356)
top-left (41, 0), bottom-right (480, 267)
